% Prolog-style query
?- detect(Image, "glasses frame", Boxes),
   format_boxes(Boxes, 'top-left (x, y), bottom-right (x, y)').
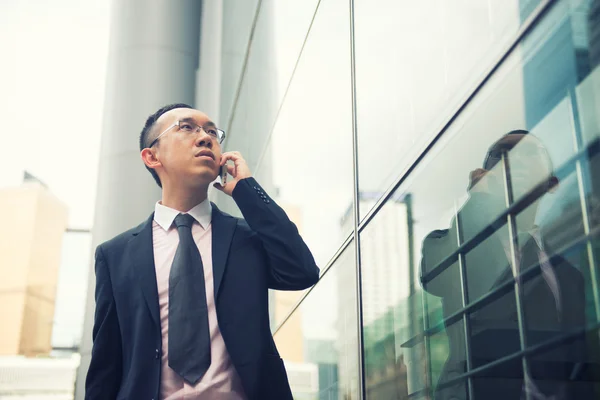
top-left (148, 120), bottom-right (226, 148)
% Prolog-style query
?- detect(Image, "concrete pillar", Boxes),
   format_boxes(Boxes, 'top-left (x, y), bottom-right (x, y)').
top-left (74, 1), bottom-right (201, 398)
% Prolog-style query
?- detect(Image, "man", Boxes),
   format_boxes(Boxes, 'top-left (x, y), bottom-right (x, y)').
top-left (420, 130), bottom-right (593, 399)
top-left (85, 103), bottom-right (320, 400)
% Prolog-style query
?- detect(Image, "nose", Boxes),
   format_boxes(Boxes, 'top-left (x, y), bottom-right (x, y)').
top-left (194, 127), bottom-right (213, 148)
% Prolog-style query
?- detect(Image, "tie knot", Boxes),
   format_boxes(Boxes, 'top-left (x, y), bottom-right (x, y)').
top-left (174, 213), bottom-right (196, 229)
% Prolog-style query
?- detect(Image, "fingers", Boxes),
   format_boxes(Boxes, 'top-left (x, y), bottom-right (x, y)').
top-left (219, 151), bottom-right (252, 181)
top-left (220, 151), bottom-right (244, 166)
top-left (469, 168), bottom-right (488, 190)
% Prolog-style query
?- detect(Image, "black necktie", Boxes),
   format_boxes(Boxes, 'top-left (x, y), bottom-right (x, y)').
top-left (168, 213), bottom-right (211, 384)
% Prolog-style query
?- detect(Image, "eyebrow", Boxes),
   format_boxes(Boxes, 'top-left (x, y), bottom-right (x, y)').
top-left (180, 117), bottom-right (217, 128)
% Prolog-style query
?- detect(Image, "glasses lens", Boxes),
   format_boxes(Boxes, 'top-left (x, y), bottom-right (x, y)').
top-left (218, 129), bottom-right (225, 143)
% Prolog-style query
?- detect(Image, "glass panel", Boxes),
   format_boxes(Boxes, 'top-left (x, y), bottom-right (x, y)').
top-left (354, 0), bottom-right (543, 219)
top-left (247, 0), bottom-right (352, 327)
top-left (220, 0), bottom-right (321, 172)
top-left (274, 242), bottom-right (358, 400)
top-left (361, 2), bottom-right (600, 399)
top-left (360, 196), bottom-right (428, 399)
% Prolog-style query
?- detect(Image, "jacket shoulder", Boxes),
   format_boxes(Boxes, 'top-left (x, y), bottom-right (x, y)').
top-left (214, 205), bottom-right (254, 235)
top-left (97, 218), bottom-right (149, 256)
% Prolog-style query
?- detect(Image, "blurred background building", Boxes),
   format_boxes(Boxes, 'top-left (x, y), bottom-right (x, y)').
top-left (3, 0), bottom-right (600, 399)
top-left (0, 173), bottom-right (67, 357)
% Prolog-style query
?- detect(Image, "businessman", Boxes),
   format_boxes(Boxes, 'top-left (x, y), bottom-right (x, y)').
top-left (420, 130), bottom-right (593, 399)
top-left (85, 104), bottom-right (320, 400)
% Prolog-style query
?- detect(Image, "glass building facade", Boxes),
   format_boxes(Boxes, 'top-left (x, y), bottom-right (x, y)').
top-left (73, 0), bottom-right (600, 399)
top-left (212, 0), bottom-right (600, 398)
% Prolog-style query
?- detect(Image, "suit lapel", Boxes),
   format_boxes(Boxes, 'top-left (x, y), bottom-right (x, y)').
top-left (211, 203), bottom-right (237, 299)
top-left (129, 214), bottom-right (160, 328)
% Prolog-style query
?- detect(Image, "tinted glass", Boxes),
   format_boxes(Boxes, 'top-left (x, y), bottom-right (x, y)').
top-left (361, 2), bottom-right (600, 398)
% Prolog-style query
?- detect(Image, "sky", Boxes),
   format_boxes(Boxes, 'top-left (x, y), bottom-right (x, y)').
top-left (0, 0), bottom-right (110, 230)
top-left (0, 0), bottom-right (111, 348)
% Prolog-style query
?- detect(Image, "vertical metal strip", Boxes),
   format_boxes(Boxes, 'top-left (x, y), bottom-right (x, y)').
top-left (455, 207), bottom-right (475, 399)
top-left (420, 291), bottom-right (434, 398)
top-left (568, 89), bottom-right (600, 321)
top-left (348, 0), bottom-right (366, 398)
top-left (407, 195), bottom-right (432, 395)
top-left (501, 154), bottom-right (532, 400)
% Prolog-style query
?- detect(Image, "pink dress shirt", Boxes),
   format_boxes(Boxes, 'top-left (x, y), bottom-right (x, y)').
top-left (153, 200), bottom-right (247, 400)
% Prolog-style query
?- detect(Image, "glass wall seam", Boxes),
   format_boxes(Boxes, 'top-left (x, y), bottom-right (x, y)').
top-left (355, 0), bottom-right (559, 236)
top-left (349, 0), bottom-right (366, 398)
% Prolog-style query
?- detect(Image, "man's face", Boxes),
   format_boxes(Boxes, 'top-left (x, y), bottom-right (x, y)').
top-left (151, 108), bottom-right (222, 186)
top-left (485, 134), bottom-right (553, 199)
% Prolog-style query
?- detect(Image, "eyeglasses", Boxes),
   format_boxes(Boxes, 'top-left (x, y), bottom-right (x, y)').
top-left (149, 120), bottom-right (226, 148)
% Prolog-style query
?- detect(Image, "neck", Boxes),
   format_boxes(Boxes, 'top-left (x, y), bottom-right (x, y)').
top-left (161, 181), bottom-right (209, 212)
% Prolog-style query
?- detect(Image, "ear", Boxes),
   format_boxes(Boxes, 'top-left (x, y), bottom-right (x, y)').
top-left (547, 176), bottom-right (560, 193)
top-left (141, 148), bottom-right (162, 170)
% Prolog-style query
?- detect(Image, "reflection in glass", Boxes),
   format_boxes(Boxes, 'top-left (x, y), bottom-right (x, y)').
top-left (354, 0), bottom-right (543, 218)
top-left (422, 133), bottom-right (597, 399)
top-left (360, 196), bottom-right (418, 398)
top-left (358, 2), bottom-right (600, 399)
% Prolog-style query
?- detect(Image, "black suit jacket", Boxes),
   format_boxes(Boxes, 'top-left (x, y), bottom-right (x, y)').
top-left (85, 177), bottom-right (320, 400)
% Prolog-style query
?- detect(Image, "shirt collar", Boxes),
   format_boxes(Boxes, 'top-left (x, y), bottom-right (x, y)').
top-left (154, 198), bottom-right (212, 231)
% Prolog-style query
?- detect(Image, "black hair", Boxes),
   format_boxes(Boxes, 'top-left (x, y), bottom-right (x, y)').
top-left (482, 129), bottom-right (557, 190)
top-left (139, 103), bottom-right (193, 187)
top-left (483, 129), bottom-right (545, 170)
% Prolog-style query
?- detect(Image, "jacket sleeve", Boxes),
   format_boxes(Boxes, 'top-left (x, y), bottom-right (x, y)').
top-left (85, 245), bottom-right (122, 399)
top-left (232, 177), bottom-right (320, 290)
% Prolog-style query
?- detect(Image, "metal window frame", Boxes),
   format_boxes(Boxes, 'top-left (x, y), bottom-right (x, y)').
top-left (349, 0), bottom-right (367, 399)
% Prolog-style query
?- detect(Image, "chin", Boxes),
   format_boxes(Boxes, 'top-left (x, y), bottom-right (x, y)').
top-left (188, 169), bottom-right (218, 184)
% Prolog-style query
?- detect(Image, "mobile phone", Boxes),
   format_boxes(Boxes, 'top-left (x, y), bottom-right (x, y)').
top-left (219, 165), bottom-right (228, 185)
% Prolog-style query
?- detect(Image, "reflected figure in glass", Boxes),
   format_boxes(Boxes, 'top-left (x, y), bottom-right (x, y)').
top-left (420, 130), bottom-right (596, 399)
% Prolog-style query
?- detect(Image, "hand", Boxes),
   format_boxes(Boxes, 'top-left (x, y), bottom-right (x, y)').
top-left (468, 168), bottom-right (489, 192)
top-left (213, 151), bottom-right (252, 196)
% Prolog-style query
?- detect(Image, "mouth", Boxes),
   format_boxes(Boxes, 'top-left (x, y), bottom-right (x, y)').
top-left (195, 150), bottom-right (215, 160)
